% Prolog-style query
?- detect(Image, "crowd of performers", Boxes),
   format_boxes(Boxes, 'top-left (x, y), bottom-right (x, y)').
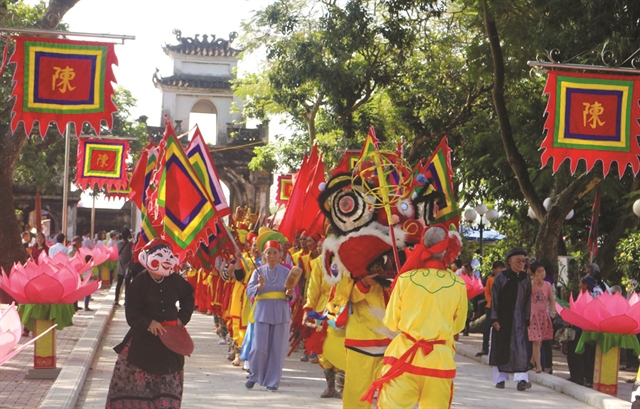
top-left (178, 209), bottom-right (469, 409)
top-left (106, 148), bottom-right (473, 409)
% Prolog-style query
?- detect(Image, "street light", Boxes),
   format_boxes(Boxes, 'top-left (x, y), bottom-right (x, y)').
top-left (463, 204), bottom-right (498, 257)
top-left (633, 199), bottom-right (640, 217)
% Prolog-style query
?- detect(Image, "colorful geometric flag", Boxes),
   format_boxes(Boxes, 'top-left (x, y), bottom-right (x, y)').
top-left (132, 144), bottom-right (162, 258)
top-left (76, 138), bottom-right (129, 190)
top-left (186, 125), bottom-right (230, 217)
top-left (541, 70), bottom-right (640, 178)
top-left (330, 149), bottom-right (361, 177)
top-left (275, 174), bottom-right (294, 206)
top-left (9, 36), bottom-right (118, 138)
top-left (358, 126), bottom-right (381, 160)
top-left (156, 119), bottom-right (219, 259)
top-left (588, 188), bottom-right (601, 263)
top-left (414, 136), bottom-right (459, 227)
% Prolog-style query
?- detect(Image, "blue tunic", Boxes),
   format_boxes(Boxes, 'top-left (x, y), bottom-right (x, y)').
top-left (246, 263), bottom-right (291, 389)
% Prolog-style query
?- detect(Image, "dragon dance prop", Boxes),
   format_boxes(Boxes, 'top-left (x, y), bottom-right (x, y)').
top-left (541, 70), bottom-right (640, 178)
top-left (9, 36), bottom-right (118, 137)
top-left (556, 291), bottom-right (640, 395)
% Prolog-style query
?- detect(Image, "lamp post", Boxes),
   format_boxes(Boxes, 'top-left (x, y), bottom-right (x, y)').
top-left (464, 204), bottom-right (498, 257)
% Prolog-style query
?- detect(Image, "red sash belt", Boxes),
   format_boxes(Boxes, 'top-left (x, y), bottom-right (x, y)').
top-left (361, 332), bottom-right (448, 403)
top-left (160, 320), bottom-right (178, 327)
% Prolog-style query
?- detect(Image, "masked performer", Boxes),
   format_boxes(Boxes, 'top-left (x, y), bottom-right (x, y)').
top-left (303, 237), bottom-right (346, 398)
top-left (363, 225), bottom-right (467, 408)
top-left (106, 239), bottom-right (195, 408)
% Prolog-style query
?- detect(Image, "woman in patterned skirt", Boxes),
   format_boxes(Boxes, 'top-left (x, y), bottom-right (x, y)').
top-left (106, 238), bottom-right (194, 408)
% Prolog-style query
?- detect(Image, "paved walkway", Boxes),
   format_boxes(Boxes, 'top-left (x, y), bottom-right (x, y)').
top-left (0, 283), bottom-right (634, 408)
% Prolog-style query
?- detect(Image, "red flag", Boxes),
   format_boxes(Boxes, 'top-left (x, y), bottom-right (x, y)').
top-left (128, 144), bottom-right (151, 210)
top-left (278, 146), bottom-right (326, 240)
top-left (35, 189), bottom-right (42, 234)
top-left (588, 188), bottom-right (601, 262)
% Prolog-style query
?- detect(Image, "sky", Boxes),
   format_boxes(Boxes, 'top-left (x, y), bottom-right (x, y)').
top-left (24, 0), bottom-right (279, 208)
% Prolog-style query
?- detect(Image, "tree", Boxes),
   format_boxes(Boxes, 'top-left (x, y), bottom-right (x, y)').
top-left (0, 0), bottom-right (81, 279)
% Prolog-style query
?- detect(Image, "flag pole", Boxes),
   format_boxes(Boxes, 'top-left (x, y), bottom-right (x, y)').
top-left (90, 191), bottom-right (96, 241)
top-left (61, 124), bottom-right (71, 240)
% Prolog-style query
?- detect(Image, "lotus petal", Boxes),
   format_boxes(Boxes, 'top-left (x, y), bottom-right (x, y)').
top-left (629, 292), bottom-right (640, 307)
top-left (0, 304), bottom-right (22, 360)
top-left (600, 315), bottom-right (639, 334)
top-left (51, 252), bottom-right (70, 267)
top-left (23, 275), bottom-right (65, 304)
top-left (601, 293), bottom-right (632, 316)
top-left (59, 280), bottom-right (101, 304)
top-left (52, 267), bottom-right (80, 297)
top-left (571, 291), bottom-right (593, 314)
top-left (625, 301), bottom-right (640, 333)
top-left (460, 275), bottom-right (484, 300)
top-left (558, 306), bottom-right (600, 332)
top-left (107, 245), bottom-right (119, 261)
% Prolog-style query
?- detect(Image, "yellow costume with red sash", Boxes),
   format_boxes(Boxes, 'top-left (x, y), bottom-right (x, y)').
top-left (364, 229), bottom-right (467, 409)
top-left (333, 273), bottom-right (390, 409)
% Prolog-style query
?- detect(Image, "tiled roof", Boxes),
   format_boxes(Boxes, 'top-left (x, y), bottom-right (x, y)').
top-left (164, 30), bottom-right (241, 58)
top-left (154, 74), bottom-right (232, 90)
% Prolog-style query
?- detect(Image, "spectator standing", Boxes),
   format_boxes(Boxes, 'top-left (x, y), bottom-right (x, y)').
top-left (82, 229), bottom-right (94, 250)
top-left (30, 232), bottom-right (49, 264)
top-left (527, 261), bottom-right (556, 373)
top-left (115, 228), bottom-right (133, 306)
top-left (489, 247), bottom-right (532, 391)
top-left (48, 233), bottom-right (68, 257)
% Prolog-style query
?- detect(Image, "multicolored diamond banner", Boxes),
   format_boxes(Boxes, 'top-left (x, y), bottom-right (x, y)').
top-left (9, 36), bottom-right (118, 138)
top-left (76, 138), bottom-right (129, 191)
top-left (275, 174), bottom-right (294, 206)
top-left (414, 137), bottom-right (459, 227)
top-left (541, 70), bottom-right (640, 178)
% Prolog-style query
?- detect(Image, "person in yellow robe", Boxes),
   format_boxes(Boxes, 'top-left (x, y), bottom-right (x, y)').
top-left (331, 267), bottom-right (391, 409)
top-left (303, 239), bottom-right (346, 398)
top-left (363, 225), bottom-right (467, 409)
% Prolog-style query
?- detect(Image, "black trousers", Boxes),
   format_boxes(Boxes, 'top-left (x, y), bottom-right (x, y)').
top-left (114, 274), bottom-right (125, 302)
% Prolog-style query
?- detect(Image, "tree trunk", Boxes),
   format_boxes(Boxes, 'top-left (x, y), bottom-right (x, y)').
top-left (0, 0), bottom-right (81, 302)
top-left (481, 0), bottom-right (602, 276)
top-left (0, 125), bottom-right (28, 302)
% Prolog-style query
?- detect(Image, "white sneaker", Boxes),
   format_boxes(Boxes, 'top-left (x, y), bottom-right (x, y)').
top-left (218, 339), bottom-right (228, 345)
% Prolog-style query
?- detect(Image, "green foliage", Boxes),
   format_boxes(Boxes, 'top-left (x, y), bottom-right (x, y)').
top-left (616, 232), bottom-right (640, 293)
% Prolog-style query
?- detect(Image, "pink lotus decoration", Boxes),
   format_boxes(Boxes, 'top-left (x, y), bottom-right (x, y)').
top-left (556, 291), bottom-right (640, 334)
top-left (0, 303), bottom-right (56, 366)
top-left (460, 274), bottom-right (484, 300)
top-left (106, 244), bottom-right (119, 261)
top-left (0, 255), bottom-right (101, 304)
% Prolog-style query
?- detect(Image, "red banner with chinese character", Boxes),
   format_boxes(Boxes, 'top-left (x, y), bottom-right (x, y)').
top-left (541, 70), bottom-right (640, 177)
top-left (76, 138), bottom-right (129, 191)
top-left (10, 36), bottom-right (118, 138)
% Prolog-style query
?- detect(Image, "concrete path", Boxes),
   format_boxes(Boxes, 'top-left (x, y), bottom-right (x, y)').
top-left (76, 297), bottom-right (609, 409)
top-left (0, 282), bottom-right (633, 409)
